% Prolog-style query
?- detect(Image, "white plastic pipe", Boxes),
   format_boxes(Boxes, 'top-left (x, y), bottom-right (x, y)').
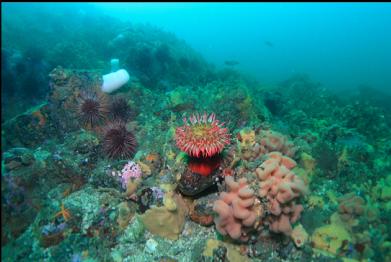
top-left (101, 69), bottom-right (130, 93)
top-left (110, 58), bottom-right (119, 72)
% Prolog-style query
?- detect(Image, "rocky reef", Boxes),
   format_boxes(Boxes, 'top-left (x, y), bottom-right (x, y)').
top-left (2, 5), bottom-right (391, 262)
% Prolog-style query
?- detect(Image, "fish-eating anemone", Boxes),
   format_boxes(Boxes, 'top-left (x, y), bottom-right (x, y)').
top-left (175, 112), bottom-right (230, 176)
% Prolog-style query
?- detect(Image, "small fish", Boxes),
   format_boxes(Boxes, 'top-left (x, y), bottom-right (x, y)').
top-left (224, 60), bottom-right (239, 66)
top-left (265, 41), bottom-right (274, 47)
top-left (170, 103), bottom-right (195, 112)
top-left (153, 103), bottom-right (195, 116)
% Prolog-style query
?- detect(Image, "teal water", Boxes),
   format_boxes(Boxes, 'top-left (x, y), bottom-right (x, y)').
top-left (95, 3), bottom-right (391, 93)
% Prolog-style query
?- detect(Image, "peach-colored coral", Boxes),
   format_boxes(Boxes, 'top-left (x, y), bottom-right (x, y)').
top-left (213, 176), bottom-right (260, 241)
top-left (256, 152), bottom-right (307, 235)
top-left (256, 130), bottom-right (297, 158)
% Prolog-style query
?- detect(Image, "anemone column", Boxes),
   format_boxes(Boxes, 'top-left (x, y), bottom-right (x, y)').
top-left (174, 112), bottom-right (231, 196)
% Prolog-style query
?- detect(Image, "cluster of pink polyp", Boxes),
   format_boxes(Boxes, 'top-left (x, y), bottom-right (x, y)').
top-left (111, 161), bottom-right (142, 189)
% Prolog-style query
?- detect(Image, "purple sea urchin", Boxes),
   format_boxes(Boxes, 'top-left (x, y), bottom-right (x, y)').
top-left (109, 96), bottom-right (131, 122)
top-left (103, 122), bottom-right (137, 159)
top-left (77, 90), bottom-right (108, 128)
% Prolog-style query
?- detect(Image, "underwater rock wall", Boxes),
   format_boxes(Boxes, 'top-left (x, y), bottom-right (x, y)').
top-left (2, 5), bottom-right (391, 261)
top-left (2, 4), bottom-right (215, 122)
top-left (2, 65), bottom-right (391, 261)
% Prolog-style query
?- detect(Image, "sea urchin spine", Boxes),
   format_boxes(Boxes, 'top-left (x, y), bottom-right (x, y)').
top-left (108, 96), bottom-right (131, 122)
top-left (103, 122), bottom-right (137, 160)
top-left (77, 90), bottom-right (108, 128)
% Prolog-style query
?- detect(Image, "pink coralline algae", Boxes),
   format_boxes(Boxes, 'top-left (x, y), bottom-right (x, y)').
top-left (112, 161), bottom-right (142, 189)
top-left (213, 176), bottom-right (260, 241)
top-left (256, 152), bottom-right (308, 235)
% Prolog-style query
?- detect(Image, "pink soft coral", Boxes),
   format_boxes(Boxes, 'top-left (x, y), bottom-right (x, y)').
top-left (257, 130), bottom-right (297, 158)
top-left (256, 152), bottom-right (307, 235)
top-left (213, 176), bottom-right (260, 241)
top-left (116, 161), bottom-right (142, 189)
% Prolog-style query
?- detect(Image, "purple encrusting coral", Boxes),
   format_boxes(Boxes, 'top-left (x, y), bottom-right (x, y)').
top-left (111, 161), bottom-right (142, 189)
top-left (70, 253), bottom-right (83, 262)
top-left (151, 186), bottom-right (164, 200)
top-left (2, 174), bottom-right (28, 215)
top-left (41, 222), bottom-right (67, 236)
